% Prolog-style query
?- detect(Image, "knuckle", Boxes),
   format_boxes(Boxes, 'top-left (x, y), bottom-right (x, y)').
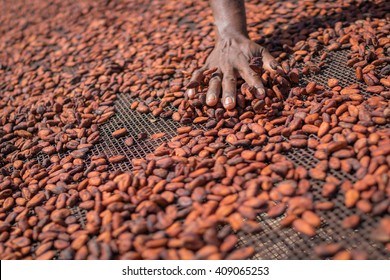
top-left (223, 75), bottom-right (236, 82)
top-left (255, 47), bottom-right (264, 56)
top-left (193, 69), bottom-right (202, 76)
top-left (207, 88), bottom-right (216, 95)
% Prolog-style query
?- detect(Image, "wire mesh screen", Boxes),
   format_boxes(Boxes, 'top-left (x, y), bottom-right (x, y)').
top-left (30, 49), bottom-right (389, 260)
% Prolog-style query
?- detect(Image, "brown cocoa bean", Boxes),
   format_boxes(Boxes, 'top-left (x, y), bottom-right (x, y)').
top-left (112, 128), bottom-right (128, 138)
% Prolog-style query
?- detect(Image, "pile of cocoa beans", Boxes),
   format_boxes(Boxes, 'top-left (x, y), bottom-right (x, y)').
top-left (0, 0), bottom-right (389, 260)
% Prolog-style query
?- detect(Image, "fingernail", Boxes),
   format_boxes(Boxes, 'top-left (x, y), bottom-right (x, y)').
top-left (270, 61), bottom-right (278, 70)
top-left (186, 88), bottom-right (196, 99)
top-left (207, 94), bottom-right (216, 103)
top-left (225, 97), bottom-right (234, 106)
top-left (256, 88), bottom-right (266, 99)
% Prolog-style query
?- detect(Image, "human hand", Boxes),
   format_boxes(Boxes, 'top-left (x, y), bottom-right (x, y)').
top-left (186, 35), bottom-right (280, 110)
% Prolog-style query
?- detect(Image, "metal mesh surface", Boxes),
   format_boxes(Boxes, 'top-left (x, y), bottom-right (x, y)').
top-left (90, 95), bottom-right (182, 171)
top-left (299, 49), bottom-right (388, 99)
top-left (235, 50), bottom-right (389, 259)
top-left (29, 49), bottom-right (389, 259)
top-left (236, 50), bottom-right (389, 259)
top-left (236, 147), bottom-right (388, 260)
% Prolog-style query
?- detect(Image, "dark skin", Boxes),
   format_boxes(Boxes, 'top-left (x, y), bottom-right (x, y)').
top-left (186, 0), bottom-right (278, 110)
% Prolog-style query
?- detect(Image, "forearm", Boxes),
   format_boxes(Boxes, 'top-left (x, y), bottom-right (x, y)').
top-left (210, 0), bottom-right (248, 39)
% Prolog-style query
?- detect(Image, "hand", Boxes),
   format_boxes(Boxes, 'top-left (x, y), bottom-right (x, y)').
top-left (186, 35), bottom-right (279, 110)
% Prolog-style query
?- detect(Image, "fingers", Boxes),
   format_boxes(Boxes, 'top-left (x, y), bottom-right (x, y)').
top-left (206, 71), bottom-right (221, 106)
top-left (238, 64), bottom-right (266, 99)
top-left (222, 69), bottom-right (236, 110)
top-left (261, 49), bottom-right (284, 76)
top-left (185, 88), bottom-right (197, 99)
top-left (186, 67), bottom-right (206, 89)
top-left (203, 67), bottom-right (218, 76)
top-left (186, 66), bottom-right (207, 99)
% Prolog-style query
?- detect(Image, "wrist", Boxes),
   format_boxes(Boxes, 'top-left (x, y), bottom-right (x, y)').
top-left (215, 28), bottom-right (249, 43)
top-left (211, 0), bottom-right (249, 41)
